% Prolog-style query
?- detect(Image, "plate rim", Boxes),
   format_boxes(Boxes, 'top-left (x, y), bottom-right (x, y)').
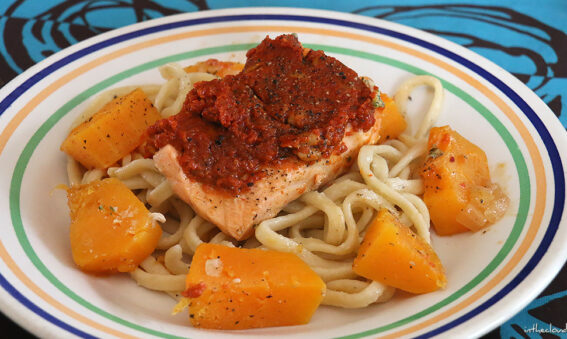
top-left (0, 7), bottom-right (565, 339)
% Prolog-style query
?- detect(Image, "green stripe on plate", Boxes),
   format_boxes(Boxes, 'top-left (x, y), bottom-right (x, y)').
top-left (9, 43), bottom-right (530, 338)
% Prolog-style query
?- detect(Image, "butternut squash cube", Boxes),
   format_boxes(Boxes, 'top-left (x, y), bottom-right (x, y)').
top-left (67, 178), bottom-right (162, 273)
top-left (184, 243), bottom-right (326, 330)
top-left (184, 59), bottom-right (244, 77)
top-left (353, 209), bottom-right (446, 294)
top-left (61, 88), bottom-right (161, 169)
top-left (421, 126), bottom-right (509, 235)
top-left (378, 93), bottom-right (407, 142)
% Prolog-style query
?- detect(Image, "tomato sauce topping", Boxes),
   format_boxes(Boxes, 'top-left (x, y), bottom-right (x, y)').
top-left (145, 34), bottom-right (377, 194)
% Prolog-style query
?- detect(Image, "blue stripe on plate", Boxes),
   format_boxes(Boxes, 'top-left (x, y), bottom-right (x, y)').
top-left (0, 13), bottom-right (563, 338)
top-left (0, 272), bottom-right (95, 338)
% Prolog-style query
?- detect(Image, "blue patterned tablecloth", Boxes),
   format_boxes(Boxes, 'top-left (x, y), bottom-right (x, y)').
top-left (0, 1), bottom-right (565, 338)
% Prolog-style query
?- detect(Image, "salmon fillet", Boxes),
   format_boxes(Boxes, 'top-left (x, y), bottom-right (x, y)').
top-left (154, 120), bottom-right (381, 240)
top-left (147, 34), bottom-right (386, 240)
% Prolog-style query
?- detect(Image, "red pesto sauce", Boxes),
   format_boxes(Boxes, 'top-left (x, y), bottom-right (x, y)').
top-left (146, 34), bottom-right (376, 194)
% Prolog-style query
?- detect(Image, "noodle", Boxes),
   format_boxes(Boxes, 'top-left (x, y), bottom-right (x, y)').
top-left (66, 62), bottom-right (444, 309)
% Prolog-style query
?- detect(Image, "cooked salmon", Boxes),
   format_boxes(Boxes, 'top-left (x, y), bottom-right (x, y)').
top-left (146, 34), bottom-right (394, 240)
top-left (153, 121), bottom-right (381, 240)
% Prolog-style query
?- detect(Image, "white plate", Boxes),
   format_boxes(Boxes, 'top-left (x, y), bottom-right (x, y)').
top-left (0, 8), bottom-right (566, 339)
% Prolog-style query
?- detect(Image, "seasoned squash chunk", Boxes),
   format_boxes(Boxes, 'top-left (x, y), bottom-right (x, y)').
top-left (378, 93), bottom-right (407, 142)
top-left (67, 178), bottom-right (162, 273)
top-left (61, 88), bottom-right (161, 169)
top-left (184, 59), bottom-right (244, 77)
top-left (421, 126), bottom-right (509, 235)
top-left (353, 209), bottom-right (446, 294)
top-left (184, 243), bottom-right (326, 330)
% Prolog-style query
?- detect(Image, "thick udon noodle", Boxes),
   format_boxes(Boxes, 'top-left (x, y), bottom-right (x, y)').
top-left (66, 63), bottom-right (444, 309)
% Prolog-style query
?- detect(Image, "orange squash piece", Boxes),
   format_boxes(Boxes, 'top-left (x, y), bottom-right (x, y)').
top-left (378, 93), bottom-right (407, 142)
top-left (184, 59), bottom-right (244, 77)
top-left (353, 209), bottom-right (446, 294)
top-left (421, 126), bottom-right (509, 235)
top-left (184, 243), bottom-right (325, 330)
top-left (67, 178), bottom-right (162, 273)
top-left (61, 88), bottom-right (162, 169)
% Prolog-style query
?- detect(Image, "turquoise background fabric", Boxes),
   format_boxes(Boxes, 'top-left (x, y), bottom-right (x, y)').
top-left (0, 1), bottom-right (565, 338)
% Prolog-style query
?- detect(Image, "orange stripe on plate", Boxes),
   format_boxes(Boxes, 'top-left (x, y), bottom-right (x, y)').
top-left (0, 242), bottom-right (139, 339)
top-left (0, 24), bottom-right (546, 338)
